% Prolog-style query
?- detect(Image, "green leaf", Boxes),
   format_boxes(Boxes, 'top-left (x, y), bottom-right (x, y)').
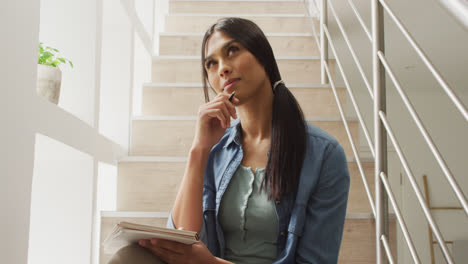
top-left (58, 58), bottom-right (66, 63)
top-left (42, 51), bottom-right (53, 59)
top-left (69, 61), bottom-right (74, 68)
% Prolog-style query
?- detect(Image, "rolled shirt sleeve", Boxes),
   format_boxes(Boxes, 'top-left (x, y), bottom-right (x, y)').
top-left (296, 143), bottom-right (350, 263)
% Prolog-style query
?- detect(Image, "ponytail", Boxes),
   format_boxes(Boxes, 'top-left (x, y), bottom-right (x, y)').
top-left (261, 83), bottom-right (306, 200)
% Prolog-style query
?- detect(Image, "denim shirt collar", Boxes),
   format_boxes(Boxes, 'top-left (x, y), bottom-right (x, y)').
top-left (223, 119), bottom-right (242, 149)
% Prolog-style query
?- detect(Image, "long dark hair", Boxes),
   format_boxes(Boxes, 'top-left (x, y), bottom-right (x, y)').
top-left (201, 17), bottom-right (306, 200)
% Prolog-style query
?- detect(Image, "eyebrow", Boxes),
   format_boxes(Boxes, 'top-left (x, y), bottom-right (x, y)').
top-left (204, 39), bottom-right (238, 64)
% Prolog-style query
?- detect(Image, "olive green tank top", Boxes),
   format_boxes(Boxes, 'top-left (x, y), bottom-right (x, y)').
top-left (218, 165), bottom-right (279, 264)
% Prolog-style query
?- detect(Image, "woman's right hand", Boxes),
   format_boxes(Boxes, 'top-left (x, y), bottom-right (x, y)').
top-left (192, 93), bottom-right (239, 152)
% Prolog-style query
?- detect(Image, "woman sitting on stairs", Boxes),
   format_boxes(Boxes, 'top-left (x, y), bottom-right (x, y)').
top-left (109, 17), bottom-right (350, 264)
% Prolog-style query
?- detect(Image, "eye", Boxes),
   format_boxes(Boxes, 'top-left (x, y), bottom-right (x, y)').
top-left (227, 46), bottom-right (238, 56)
top-left (205, 60), bottom-right (216, 70)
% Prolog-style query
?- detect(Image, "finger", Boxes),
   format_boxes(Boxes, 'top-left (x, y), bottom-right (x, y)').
top-left (139, 239), bottom-right (184, 255)
top-left (214, 94), bottom-right (238, 119)
top-left (213, 92), bottom-right (231, 101)
top-left (209, 94), bottom-right (237, 113)
top-left (222, 98), bottom-right (238, 119)
top-left (212, 102), bottom-right (232, 126)
top-left (144, 244), bottom-right (173, 263)
top-left (205, 108), bottom-right (227, 128)
top-left (199, 105), bottom-right (226, 128)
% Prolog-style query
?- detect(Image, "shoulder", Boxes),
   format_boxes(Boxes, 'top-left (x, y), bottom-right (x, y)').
top-left (304, 122), bottom-right (340, 153)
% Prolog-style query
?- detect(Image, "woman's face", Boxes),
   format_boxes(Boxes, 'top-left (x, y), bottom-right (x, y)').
top-left (204, 30), bottom-right (270, 102)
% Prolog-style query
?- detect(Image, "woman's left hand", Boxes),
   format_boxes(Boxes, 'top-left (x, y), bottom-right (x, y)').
top-left (139, 238), bottom-right (216, 264)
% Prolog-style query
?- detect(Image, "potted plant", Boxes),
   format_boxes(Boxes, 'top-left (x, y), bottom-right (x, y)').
top-left (36, 42), bottom-right (74, 104)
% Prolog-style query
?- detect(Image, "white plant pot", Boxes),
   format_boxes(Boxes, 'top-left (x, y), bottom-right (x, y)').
top-left (36, 64), bottom-right (62, 104)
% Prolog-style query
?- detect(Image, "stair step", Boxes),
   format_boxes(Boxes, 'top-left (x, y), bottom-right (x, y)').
top-left (117, 161), bottom-right (186, 212)
top-left (347, 161), bottom-right (375, 214)
top-left (164, 15), bottom-right (317, 34)
top-left (152, 56), bottom-right (336, 84)
top-left (130, 117), bottom-right (358, 159)
top-left (99, 213), bottom-right (395, 263)
top-left (338, 218), bottom-right (397, 263)
top-left (116, 159), bottom-right (369, 213)
top-left (160, 33), bottom-right (319, 57)
top-left (169, 1), bottom-right (307, 15)
top-left (141, 83), bottom-right (346, 117)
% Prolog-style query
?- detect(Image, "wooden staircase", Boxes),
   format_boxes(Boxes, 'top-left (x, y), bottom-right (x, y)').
top-left (99, 1), bottom-right (396, 263)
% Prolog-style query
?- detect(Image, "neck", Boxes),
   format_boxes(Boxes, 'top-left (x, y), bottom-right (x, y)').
top-left (236, 84), bottom-right (274, 143)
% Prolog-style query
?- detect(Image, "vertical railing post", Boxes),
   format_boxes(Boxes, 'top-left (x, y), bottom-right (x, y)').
top-left (320, 0), bottom-right (328, 84)
top-left (372, 0), bottom-right (389, 263)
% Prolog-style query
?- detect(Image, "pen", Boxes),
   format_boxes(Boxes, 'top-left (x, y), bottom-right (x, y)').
top-left (228, 91), bottom-right (236, 102)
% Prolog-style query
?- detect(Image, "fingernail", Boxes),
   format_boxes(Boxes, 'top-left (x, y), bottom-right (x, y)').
top-left (151, 238), bottom-right (157, 245)
top-left (139, 240), bottom-right (147, 247)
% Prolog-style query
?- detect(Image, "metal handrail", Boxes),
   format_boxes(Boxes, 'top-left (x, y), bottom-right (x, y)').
top-left (381, 234), bottom-right (396, 264)
top-left (371, 0), bottom-right (388, 262)
top-left (380, 111), bottom-right (454, 264)
top-left (377, 51), bottom-right (468, 217)
top-left (347, 0), bottom-right (372, 41)
top-left (322, 24), bottom-right (376, 216)
top-left (328, 0), bottom-right (374, 100)
top-left (379, 0), bottom-right (468, 122)
top-left (320, 0), bottom-right (328, 84)
top-left (306, 0), bottom-right (375, 160)
top-left (321, 21), bottom-right (375, 159)
top-left (302, 1), bottom-right (321, 55)
top-left (437, 0), bottom-right (468, 32)
top-left (380, 172), bottom-right (421, 264)
top-left (309, 0), bottom-right (467, 262)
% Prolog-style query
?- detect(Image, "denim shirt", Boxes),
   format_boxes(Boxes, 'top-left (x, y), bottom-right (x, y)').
top-left (167, 120), bottom-right (350, 263)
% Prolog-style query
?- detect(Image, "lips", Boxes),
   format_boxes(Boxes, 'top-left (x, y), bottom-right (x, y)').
top-left (223, 78), bottom-right (240, 93)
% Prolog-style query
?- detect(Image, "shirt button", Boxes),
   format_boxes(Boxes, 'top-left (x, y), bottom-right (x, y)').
top-left (280, 232), bottom-right (286, 236)
top-left (275, 200), bottom-right (280, 204)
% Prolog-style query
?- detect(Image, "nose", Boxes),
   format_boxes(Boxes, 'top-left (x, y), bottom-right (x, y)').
top-left (218, 60), bottom-right (231, 78)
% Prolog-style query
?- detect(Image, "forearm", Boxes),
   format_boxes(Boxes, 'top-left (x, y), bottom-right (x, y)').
top-left (171, 146), bottom-right (211, 233)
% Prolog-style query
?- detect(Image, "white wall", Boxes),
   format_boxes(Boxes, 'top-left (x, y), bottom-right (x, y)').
top-left (39, 0), bottom-right (97, 126)
top-left (0, 0), bottom-right (153, 263)
top-left (99, 0), bottom-right (133, 149)
top-left (325, 0), bottom-right (468, 262)
top-left (1, 1), bottom-right (42, 263)
top-left (28, 134), bottom-right (94, 264)
top-left (135, 0), bottom-right (155, 41)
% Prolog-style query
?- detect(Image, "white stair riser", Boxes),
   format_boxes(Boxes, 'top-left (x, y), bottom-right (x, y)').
top-left (160, 35), bottom-right (319, 57)
top-left (169, 1), bottom-right (307, 15)
top-left (116, 161), bottom-right (372, 215)
top-left (142, 86), bottom-right (346, 117)
top-left (164, 16), bottom-right (317, 34)
top-left (130, 120), bottom-right (358, 159)
top-left (152, 58), bottom-right (335, 83)
top-left (117, 162), bottom-right (186, 212)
